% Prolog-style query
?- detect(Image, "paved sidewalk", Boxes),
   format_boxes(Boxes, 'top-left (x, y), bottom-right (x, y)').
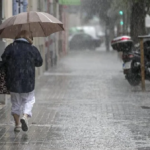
top-left (0, 50), bottom-right (150, 150)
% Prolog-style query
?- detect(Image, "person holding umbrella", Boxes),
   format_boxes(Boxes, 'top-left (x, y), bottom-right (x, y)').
top-left (0, 11), bottom-right (64, 132)
top-left (1, 30), bottom-right (43, 132)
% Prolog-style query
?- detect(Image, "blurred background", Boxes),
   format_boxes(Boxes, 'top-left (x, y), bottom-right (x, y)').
top-left (0, 0), bottom-right (150, 69)
top-left (0, 0), bottom-right (150, 78)
top-left (0, 1), bottom-right (150, 148)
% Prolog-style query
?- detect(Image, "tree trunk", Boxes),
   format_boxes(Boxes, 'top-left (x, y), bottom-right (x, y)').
top-left (130, 0), bottom-right (146, 44)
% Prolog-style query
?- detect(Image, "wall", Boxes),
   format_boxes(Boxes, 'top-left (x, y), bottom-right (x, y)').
top-left (0, 0), bottom-right (13, 104)
top-left (27, 0), bottom-right (46, 77)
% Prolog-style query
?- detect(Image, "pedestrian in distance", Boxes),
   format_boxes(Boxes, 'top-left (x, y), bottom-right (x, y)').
top-left (1, 30), bottom-right (43, 132)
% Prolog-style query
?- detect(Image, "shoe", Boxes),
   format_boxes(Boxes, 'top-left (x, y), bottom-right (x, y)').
top-left (20, 116), bottom-right (28, 132)
top-left (14, 126), bottom-right (21, 132)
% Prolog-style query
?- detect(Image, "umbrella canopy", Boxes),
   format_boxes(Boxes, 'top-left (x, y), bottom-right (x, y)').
top-left (0, 11), bottom-right (64, 38)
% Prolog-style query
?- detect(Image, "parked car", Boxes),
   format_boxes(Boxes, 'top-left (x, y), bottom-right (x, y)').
top-left (69, 33), bottom-right (102, 50)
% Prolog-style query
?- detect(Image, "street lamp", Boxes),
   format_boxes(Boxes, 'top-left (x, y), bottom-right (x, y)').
top-left (16, 0), bottom-right (23, 13)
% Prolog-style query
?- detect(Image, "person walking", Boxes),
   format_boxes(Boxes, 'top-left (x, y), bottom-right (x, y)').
top-left (1, 30), bottom-right (43, 132)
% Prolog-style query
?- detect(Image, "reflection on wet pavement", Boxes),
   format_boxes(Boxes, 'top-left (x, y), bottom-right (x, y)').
top-left (0, 51), bottom-right (150, 149)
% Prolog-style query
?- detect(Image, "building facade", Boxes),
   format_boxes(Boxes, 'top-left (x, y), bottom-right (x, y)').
top-left (0, 0), bottom-right (65, 104)
top-left (28, 0), bottom-right (62, 71)
top-left (0, 0), bottom-right (13, 104)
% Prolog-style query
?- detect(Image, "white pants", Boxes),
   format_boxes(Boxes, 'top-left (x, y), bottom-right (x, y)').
top-left (10, 91), bottom-right (35, 117)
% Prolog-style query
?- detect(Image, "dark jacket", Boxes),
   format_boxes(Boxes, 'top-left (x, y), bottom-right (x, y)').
top-left (1, 40), bottom-right (43, 93)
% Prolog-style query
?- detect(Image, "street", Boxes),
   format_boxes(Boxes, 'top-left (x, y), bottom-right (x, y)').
top-left (1, 49), bottom-right (150, 150)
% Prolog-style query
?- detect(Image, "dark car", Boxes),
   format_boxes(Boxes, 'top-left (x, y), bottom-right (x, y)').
top-left (69, 33), bottom-right (101, 50)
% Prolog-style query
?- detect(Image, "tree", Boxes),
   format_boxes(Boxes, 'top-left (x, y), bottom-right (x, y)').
top-left (81, 0), bottom-right (150, 44)
top-left (129, 0), bottom-right (150, 43)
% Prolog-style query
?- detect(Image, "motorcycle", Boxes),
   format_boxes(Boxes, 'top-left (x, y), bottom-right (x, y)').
top-left (130, 39), bottom-right (150, 84)
top-left (111, 36), bottom-right (137, 85)
top-left (111, 35), bottom-right (150, 86)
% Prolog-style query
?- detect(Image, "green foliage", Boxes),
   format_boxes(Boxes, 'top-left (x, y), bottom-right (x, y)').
top-left (81, 0), bottom-right (150, 22)
top-left (81, 0), bottom-right (150, 42)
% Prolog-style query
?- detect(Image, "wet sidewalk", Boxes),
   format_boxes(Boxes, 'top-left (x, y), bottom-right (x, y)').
top-left (0, 50), bottom-right (150, 150)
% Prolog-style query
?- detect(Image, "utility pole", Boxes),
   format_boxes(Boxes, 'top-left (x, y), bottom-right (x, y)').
top-left (138, 35), bottom-right (147, 92)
